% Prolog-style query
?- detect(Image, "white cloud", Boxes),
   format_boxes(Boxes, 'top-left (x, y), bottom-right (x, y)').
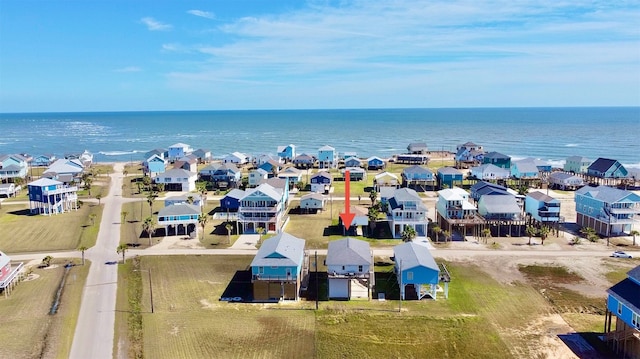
top-left (140, 17), bottom-right (172, 31)
top-left (187, 10), bottom-right (215, 19)
top-left (113, 66), bottom-right (142, 73)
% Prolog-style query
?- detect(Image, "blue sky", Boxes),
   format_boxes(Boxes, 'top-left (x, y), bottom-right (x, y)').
top-left (1, 0), bottom-right (639, 112)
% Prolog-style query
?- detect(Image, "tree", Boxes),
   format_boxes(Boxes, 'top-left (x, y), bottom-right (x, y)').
top-left (482, 228), bottom-right (492, 244)
top-left (442, 230), bottom-right (451, 242)
top-left (82, 174), bottom-right (93, 196)
top-left (95, 194), bottom-right (102, 205)
top-left (121, 211), bottom-right (129, 224)
top-left (42, 255), bottom-right (53, 267)
top-left (123, 169), bottom-right (128, 177)
top-left (401, 225), bottom-right (417, 242)
top-left (538, 226), bottom-right (551, 245)
top-left (77, 246), bottom-right (88, 265)
top-left (295, 181), bottom-right (305, 191)
top-left (570, 236), bottom-right (582, 245)
top-left (142, 216), bottom-right (157, 246)
top-left (89, 213), bottom-right (97, 226)
top-left (116, 244), bottom-right (128, 264)
top-left (525, 225), bottom-right (537, 246)
top-left (432, 225), bottom-right (442, 242)
top-left (156, 183), bottom-right (165, 193)
top-left (142, 175), bottom-right (152, 191)
top-left (146, 191), bottom-right (158, 214)
top-left (136, 181), bottom-right (143, 194)
top-left (630, 229), bottom-right (639, 246)
top-left (369, 190), bottom-right (378, 206)
top-left (225, 222), bottom-right (233, 244)
top-left (580, 227), bottom-right (599, 242)
top-left (257, 227), bottom-right (266, 244)
top-left (367, 206), bottom-right (379, 235)
top-left (198, 213), bottom-right (208, 240)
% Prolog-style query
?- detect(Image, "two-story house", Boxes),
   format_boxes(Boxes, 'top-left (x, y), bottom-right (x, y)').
top-left (548, 172), bottom-right (585, 190)
top-left (587, 158), bottom-right (628, 179)
top-left (510, 159), bottom-right (540, 179)
top-left (564, 156), bottom-right (591, 174)
top-left (293, 154), bottom-right (315, 169)
top-left (27, 178), bottom-right (78, 215)
top-left (470, 163), bottom-right (510, 180)
top-left (157, 203), bottom-right (200, 237)
top-left (525, 191), bottom-right (561, 225)
top-left (436, 187), bottom-right (483, 238)
top-left (277, 144), bottom-right (296, 163)
top-left (310, 171), bottom-right (332, 193)
top-left (374, 172), bottom-right (399, 192)
top-left (143, 154), bottom-right (167, 177)
top-left (394, 242), bottom-right (447, 300)
top-left (604, 265), bottom-right (640, 359)
top-left (249, 168), bottom-right (269, 187)
top-left (250, 232), bottom-right (306, 301)
top-left (192, 148), bottom-right (212, 163)
top-left (344, 156), bottom-right (362, 168)
top-left (437, 167), bottom-right (464, 189)
top-left (153, 168), bottom-right (196, 192)
top-left (210, 163), bottom-right (242, 188)
top-left (174, 155), bottom-right (198, 172)
top-left (0, 154), bottom-right (29, 182)
top-left (455, 141), bottom-right (484, 167)
top-left (326, 237), bottom-right (373, 300)
top-left (277, 166), bottom-right (303, 190)
top-left (482, 151), bottom-right (511, 169)
top-left (386, 187), bottom-right (429, 238)
top-left (318, 145), bottom-right (338, 169)
top-left (575, 185), bottom-right (640, 236)
top-left (401, 165), bottom-right (435, 189)
top-left (223, 152), bottom-right (249, 165)
top-left (238, 183), bottom-right (286, 233)
top-left (366, 156), bottom-right (385, 170)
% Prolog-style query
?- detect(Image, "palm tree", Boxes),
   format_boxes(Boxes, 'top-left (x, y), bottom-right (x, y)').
top-left (482, 228), bottom-right (491, 244)
top-left (369, 190), bottom-right (378, 206)
top-left (121, 211), bottom-right (129, 224)
top-left (77, 246), bottom-right (88, 265)
top-left (116, 244), bottom-right (128, 264)
top-left (142, 216), bottom-right (157, 246)
top-left (225, 223), bottom-right (233, 244)
top-left (123, 169), bottom-right (128, 177)
top-left (630, 229), bottom-right (639, 246)
top-left (142, 175), bottom-right (152, 192)
top-left (432, 225), bottom-right (442, 242)
top-left (525, 225), bottom-right (537, 246)
top-left (156, 183), bottom-right (165, 193)
top-left (256, 227), bottom-right (266, 244)
top-left (401, 225), bottom-right (417, 242)
top-left (42, 255), bottom-right (53, 267)
top-left (367, 206), bottom-right (379, 235)
top-left (95, 194), bottom-right (102, 205)
top-left (580, 227), bottom-right (599, 242)
top-left (539, 226), bottom-right (550, 245)
top-left (186, 195), bottom-right (195, 204)
top-left (442, 230), bottom-right (451, 242)
top-left (198, 213), bottom-right (208, 240)
top-left (83, 174), bottom-right (93, 196)
top-left (89, 213), bottom-right (97, 226)
top-left (146, 191), bottom-right (158, 215)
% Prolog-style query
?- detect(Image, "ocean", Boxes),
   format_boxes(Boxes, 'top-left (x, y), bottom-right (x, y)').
top-left (1, 107), bottom-right (639, 168)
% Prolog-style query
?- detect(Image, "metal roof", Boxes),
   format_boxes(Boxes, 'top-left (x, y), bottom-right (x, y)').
top-left (158, 203), bottom-right (201, 216)
top-left (250, 232), bottom-right (305, 267)
top-left (326, 237), bottom-right (372, 266)
top-left (393, 242), bottom-right (438, 271)
top-left (28, 178), bottom-right (63, 187)
top-left (576, 185), bottom-right (640, 204)
top-left (527, 191), bottom-right (556, 203)
top-left (479, 195), bottom-right (521, 214)
top-left (438, 166), bottom-right (462, 175)
top-left (587, 158), bottom-right (618, 172)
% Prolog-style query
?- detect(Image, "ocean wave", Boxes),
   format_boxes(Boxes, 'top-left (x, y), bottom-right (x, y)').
top-left (99, 150), bottom-right (142, 156)
top-left (564, 143), bottom-right (579, 147)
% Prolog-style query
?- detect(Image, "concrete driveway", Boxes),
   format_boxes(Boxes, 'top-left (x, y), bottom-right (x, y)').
top-left (230, 234), bottom-right (260, 249)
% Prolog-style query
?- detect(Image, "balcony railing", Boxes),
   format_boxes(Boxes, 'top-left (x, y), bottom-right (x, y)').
top-left (43, 186), bottom-right (78, 195)
top-left (252, 274), bottom-right (297, 281)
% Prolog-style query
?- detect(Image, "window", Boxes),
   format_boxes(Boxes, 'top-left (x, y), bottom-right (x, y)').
top-left (258, 266), bottom-right (264, 274)
top-left (617, 301), bottom-right (623, 315)
top-left (633, 312), bottom-right (639, 328)
top-left (407, 272), bottom-right (413, 280)
top-left (358, 265), bottom-right (363, 272)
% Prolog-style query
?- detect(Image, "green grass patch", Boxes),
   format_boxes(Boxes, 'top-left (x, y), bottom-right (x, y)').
top-left (0, 258), bottom-right (90, 359)
top-left (518, 264), bottom-right (583, 284)
top-left (0, 203), bottom-right (103, 252)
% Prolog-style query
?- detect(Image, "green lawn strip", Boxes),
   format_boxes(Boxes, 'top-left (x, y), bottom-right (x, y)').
top-left (0, 203), bottom-right (102, 252)
top-left (0, 258), bottom-right (89, 359)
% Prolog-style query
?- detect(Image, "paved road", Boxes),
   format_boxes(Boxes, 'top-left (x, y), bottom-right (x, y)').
top-left (69, 164), bottom-right (125, 359)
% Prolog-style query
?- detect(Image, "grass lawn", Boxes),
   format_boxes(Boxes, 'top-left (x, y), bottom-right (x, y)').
top-left (114, 255), bottom-right (609, 358)
top-left (0, 258), bottom-right (90, 359)
top-left (0, 203), bottom-right (103, 252)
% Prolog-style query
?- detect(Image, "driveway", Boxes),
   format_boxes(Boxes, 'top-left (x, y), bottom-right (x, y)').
top-left (230, 234), bottom-right (260, 249)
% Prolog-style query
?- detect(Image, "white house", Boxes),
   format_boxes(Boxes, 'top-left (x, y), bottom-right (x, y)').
top-left (300, 193), bottom-right (325, 211)
top-left (224, 152), bottom-right (249, 165)
top-left (168, 143), bottom-right (193, 162)
top-left (249, 168), bottom-right (269, 187)
top-left (470, 164), bottom-right (511, 180)
top-left (385, 187), bottom-right (429, 238)
top-left (153, 168), bottom-right (197, 192)
top-left (326, 237), bottom-right (373, 300)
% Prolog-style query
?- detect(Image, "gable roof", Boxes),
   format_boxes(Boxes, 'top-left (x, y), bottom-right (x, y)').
top-left (301, 193), bottom-right (325, 202)
top-left (566, 155), bottom-right (590, 162)
top-left (326, 237), bottom-right (372, 266)
top-left (366, 156), bottom-right (384, 162)
top-left (480, 195), bottom-right (521, 214)
top-left (28, 178), bottom-right (63, 187)
top-left (259, 177), bottom-right (288, 190)
top-left (513, 160), bottom-right (539, 174)
top-left (403, 165), bottom-right (432, 175)
top-left (484, 151), bottom-right (510, 160)
top-left (576, 185), bottom-right (640, 203)
top-left (587, 158), bottom-right (618, 172)
top-left (200, 163), bottom-right (220, 173)
top-left (158, 168), bottom-right (196, 178)
top-left (628, 266), bottom-right (640, 283)
top-left (549, 172), bottom-right (582, 181)
top-left (242, 183), bottom-right (282, 201)
top-left (437, 167), bottom-right (462, 176)
top-left (45, 159), bottom-right (84, 174)
top-left (527, 191), bottom-right (556, 203)
top-left (281, 166), bottom-right (301, 174)
top-left (318, 145), bottom-right (335, 151)
top-left (311, 171), bottom-right (332, 180)
top-left (169, 143), bottom-right (191, 149)
top-left (374, 171), bottom-right (399, 181)
top-left (250, 232), bottom-right (305, 267)
top-left (294, 153), bottom-right (314, 161)
top-left (393, 242), bottom-right (438, 271)
top-left (223, 189), bottom-right (245, 200)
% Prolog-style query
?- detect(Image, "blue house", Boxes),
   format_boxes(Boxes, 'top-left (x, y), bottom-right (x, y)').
top-left (344, 157), bottom-right (362, 168)
top-left (401, 165), bottom-right (434, 188)
top-left (525, 191), bottom-right (560, 224)
top-left (27, 178), bottom-right (78, 215)
top-left (393, 242), bottom-right (447, 300)
top-left (32, 154), bottom-right (56, 167)
top-left (258, 160), bottom-right (280, 175)
top-left (168, 143), bottom-right (193, 162)
top-left (455, 141), bottom-right (484, 166)
top-left (143, 154), bottom-right (167, 176)
top-left (211, 164), bottom-right (242, 188)
top-left (510, 159), bottom-right (540, 179)
top-left (310, 171), bottom-right (332, 193)
top-left (293, 153), bottom-right (315, 169)
top-left (250, 232), bottom-right (306, 301)
top-left (220, 189), bottom-right (244, 212)
top-left (564, 156), bottom-right (591, 174)
top-left (437, 167), bottom-right (463, 189)
top-left (318, 145), bottom-right (338, 169)
top-left (587, 158), bottom-right (628, 178)
top-left (482, 151), bottom-right (511, 169)
top-left (0, 154), bottom-right (29, 182)
top-left (470, 181), bottom-right (510, 201)
top-left (575, 185), bottom-right (640, 236)
top-left (157, 203), bottom-right (200, 236)
top-left (277, 144), bottom-right (296, 163)
top-left (604, 266), bottom-right (640, 358)
top-left (366, 156), bottom-right (385, 170)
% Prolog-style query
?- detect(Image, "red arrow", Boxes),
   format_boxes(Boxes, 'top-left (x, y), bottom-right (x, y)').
top-left (339, 170), bottom-right (355, 229)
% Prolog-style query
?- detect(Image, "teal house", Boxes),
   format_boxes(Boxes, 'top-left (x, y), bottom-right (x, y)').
top-left (575, 185), bottom-right (640, 236)
top-left (437, 167), bottom-right (463, 189)
top-left (393, 242), bottom-right (447, 300)
top-left (482, 151), bottom-right (511, 169)
top-left (587, 158), bottom-right (628, 178)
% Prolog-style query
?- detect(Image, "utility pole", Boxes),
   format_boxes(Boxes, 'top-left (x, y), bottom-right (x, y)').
top-left (398, 259), bottom-right (402, 313)
top-left (315, 251), bottom-right (319, 310)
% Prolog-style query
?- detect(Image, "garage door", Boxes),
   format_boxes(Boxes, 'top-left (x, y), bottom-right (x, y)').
top-left (328, 278), bottom-right (349, 299)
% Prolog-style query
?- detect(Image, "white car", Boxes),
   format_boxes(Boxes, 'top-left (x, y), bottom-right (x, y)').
top-left (612, 251), bottom-right (633, 258)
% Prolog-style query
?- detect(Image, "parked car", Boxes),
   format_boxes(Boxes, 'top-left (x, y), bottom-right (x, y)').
top-left (611, 251), bottom-right (633, 258)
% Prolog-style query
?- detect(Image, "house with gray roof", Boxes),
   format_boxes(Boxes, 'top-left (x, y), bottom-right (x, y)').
top-left (326, 237), bottom-right (373, 300)
top-left (192, 148), bottom-right (212, 163)
top-left (478, 194), bottom-right (522, 221)
top-left (42, 158), bottom-right (84, 183)
top-left (299, 193), bottom-right (325, 211)
top-left (604, 265), bottom-right (640, 358)
top-left (407, 142), bottom-right (428, 154)
top-left (510, 159), bottom-right (540, 179)
top-left (386, 187), bottom-right (429, 238)
top-left (293, 153), bottom-right (315, 169)
top-left (525, 191), bottom-right (561, 224)
top-left (238, 183), bottom-right (286, 233)
top-left (564, 156), bottom-right (591, 174)
top-left (470, 163), bottom-right (510, 180)
top-left (401, 165), bottom-right (435, 190)
top-left (249, 168), bottom-right (269, 187)
top-left (455, 141), bottom-right (484, 167)
top-left (157, 203), bottom-right (200, 237)
top-left (575, 185), bottom-right (640, 236)
top-left (250, 232), bottom-right (306, 301)
top-left (393, 242), bottom-right (447, 300)
top-left (548, 172), bottom-right (585, 190)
